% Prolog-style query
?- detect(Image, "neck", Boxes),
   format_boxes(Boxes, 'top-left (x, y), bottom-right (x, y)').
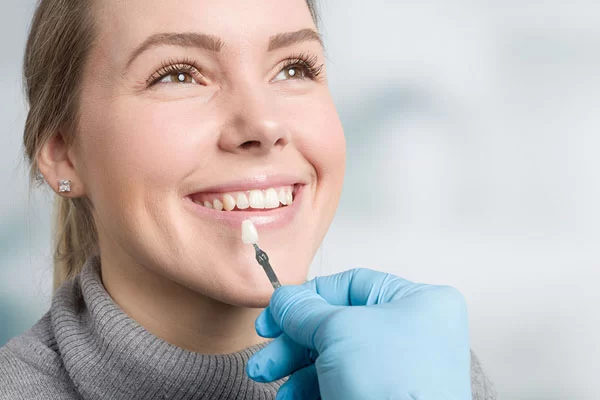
top-left (99, 250), bottom-right (266, 355)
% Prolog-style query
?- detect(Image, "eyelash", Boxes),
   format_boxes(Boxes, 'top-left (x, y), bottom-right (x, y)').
top-left (146, 53), bottom-right (324, 87)
top-left (146, 57), bottom-right (202, 86)
top-left (279, 52), bottom-right (324, 80)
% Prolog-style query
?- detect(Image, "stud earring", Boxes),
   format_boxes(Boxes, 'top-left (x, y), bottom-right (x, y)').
top-left (58, 179), bottom-right (71, 193)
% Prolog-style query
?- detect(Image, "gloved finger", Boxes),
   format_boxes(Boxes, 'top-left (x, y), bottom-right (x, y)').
top-left (302, 268), bottom-right (426, 306)
top-left (254, 269), bottom-right (403, 337)
top-left (268, 285), bottom-right (337, 350)
top-left (247, 334), bottom-right (314, 383)
top-left (275, 363), bottom-right (320, 400)
top-left (255, 306), bottom-right (282, 338)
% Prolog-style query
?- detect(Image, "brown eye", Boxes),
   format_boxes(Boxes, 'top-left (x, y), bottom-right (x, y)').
top-left (274, 65), bottom-right (306, 82)
top-left (159, 72), bottom-right (197, 84)
top-left (147, 61), bottom-right (205, 87)
top-left (285, 66), bottom-right (304, 79)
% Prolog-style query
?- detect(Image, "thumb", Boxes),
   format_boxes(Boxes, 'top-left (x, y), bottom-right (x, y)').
top-left (267, 285), bottom-right (337, 350)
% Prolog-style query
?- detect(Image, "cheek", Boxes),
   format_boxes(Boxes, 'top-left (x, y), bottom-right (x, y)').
top-left (292, 94), bottom-right (346, 182)
top-left (75, 98), bottom-right (218, 248)
top-left (286, 92), bottom-right (346, 250)
top-left (80, 98), bottom-right (215, 191)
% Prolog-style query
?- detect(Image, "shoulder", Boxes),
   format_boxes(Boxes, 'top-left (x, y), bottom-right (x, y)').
top-left (470, 350), bottom-right (498, 400)
top-left (0, 313), bottom-right (80, 400)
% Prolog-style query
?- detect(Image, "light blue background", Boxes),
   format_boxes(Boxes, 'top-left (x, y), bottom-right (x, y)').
top-left (2, 1), bottom-right (600, 399)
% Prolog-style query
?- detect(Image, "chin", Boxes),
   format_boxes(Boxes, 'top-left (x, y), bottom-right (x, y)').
top-left (204, 253), bottom-right (311, 309)
top-left (210, 264), bottom-right (309, 308)
top-left (216, 283), bottom-right (275, 308)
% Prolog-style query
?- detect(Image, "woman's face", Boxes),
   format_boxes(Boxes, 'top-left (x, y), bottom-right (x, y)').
top-left (72, 0), bottom-right (345, 306)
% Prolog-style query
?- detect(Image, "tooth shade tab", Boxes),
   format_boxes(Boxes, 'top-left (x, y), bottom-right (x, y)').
top-left (190, 184), bottom-right (296, 211)
top-left (241, 219), bottom-right (259, 244)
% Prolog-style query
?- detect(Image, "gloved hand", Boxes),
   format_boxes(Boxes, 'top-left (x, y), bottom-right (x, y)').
top-left (247, 268), bottom-right (471, 400)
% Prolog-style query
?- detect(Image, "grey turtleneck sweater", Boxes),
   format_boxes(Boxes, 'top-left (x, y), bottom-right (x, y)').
top-left (0, 256), bottom-right (496, 399)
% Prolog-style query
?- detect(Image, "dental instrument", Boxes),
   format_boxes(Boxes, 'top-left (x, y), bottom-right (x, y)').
top-left (241, 219), bottom-right (281, 290)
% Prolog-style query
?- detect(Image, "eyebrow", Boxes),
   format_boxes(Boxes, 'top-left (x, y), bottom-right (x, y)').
top-left (125, 29), bottom-right (323, 69)
top-left (126, 32), bottom-right (224, 69)
top-left (267, 29), bottom-right (323, 51)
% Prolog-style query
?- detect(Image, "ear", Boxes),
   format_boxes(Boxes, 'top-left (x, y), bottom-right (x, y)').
top-left (37, 132), bottom-right (85, 197)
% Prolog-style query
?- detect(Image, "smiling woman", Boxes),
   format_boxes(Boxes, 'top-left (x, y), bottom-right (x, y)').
top-left (1, 0), bottom-right (494, 399)
top-left (23, 0), bottom-right (329, 296)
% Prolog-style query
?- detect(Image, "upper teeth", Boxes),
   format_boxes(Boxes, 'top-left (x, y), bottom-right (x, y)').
top-left (192, 186), bottom-right (294, 211)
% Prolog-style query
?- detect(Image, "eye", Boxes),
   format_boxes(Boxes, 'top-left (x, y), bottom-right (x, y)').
top-left (147, 61), bottom-right (205, 87)
top-left (272, 54), bottom-right (324, 83)
top-left (159, 71), bottom-right (198, 84)
top-left (273, 65), bottom-right (308, 82)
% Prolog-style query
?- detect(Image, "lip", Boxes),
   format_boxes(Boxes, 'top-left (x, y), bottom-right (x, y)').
top-left (184, 184), bottom-right (305, 229)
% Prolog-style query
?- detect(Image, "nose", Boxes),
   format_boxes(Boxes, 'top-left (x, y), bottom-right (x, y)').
top-left (217, 90), bottom-right (290, 156)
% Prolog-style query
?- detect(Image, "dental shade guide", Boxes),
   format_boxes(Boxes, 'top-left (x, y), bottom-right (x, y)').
top-left (241, 219), bottom-right (281, 290)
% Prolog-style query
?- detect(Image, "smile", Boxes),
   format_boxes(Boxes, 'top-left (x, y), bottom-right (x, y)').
top-left (184, 182), bottom-right (304, 228)
top-left (188, 185), bottom-right (297, 212)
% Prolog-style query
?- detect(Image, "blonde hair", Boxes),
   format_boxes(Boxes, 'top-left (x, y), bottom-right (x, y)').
top-left (22, 0), bottom-right (320, 292)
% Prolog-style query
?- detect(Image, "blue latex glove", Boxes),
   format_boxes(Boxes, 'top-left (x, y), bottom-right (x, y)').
top-left (247, 268), bottom-right (471, 400)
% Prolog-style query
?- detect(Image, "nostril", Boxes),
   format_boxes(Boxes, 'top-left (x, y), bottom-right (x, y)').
top-left (240, 140), bottom-right (261, 149)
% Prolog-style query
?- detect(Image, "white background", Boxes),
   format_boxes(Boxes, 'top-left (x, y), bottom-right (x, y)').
top-left (1, 1), bottom-right (599, 399)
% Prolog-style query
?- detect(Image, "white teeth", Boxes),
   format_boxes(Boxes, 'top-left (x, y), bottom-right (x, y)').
top-left (264, 188), bottom-right (280, 209)
top-left (236, 193), bottom-right (249, 209)
top-left (195, 185), bottom-right (296, 211)
top-left (223, 194), bottom-right (236, 211)
top-left (278, 189), bottom-right (288, 205)
top-left (248, 190), bottom-right (265, 209)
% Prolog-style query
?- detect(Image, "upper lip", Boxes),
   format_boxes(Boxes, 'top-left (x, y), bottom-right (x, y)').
top-left (185, 174), bottom-right (307, 196)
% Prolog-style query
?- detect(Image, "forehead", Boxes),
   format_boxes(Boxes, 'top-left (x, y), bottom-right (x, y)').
top-left (93, 0), bottom-right (315, 59)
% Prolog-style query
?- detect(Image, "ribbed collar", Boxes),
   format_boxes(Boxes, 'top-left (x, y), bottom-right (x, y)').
top-left (51, 255), bottom-right (282, 400)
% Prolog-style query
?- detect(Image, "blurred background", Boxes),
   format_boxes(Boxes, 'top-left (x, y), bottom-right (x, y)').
top-left (2, 1), bottom-right (599, 399)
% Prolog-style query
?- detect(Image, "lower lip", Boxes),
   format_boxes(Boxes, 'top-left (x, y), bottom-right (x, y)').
top-left (184, 185), bottom-right (305, 229)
